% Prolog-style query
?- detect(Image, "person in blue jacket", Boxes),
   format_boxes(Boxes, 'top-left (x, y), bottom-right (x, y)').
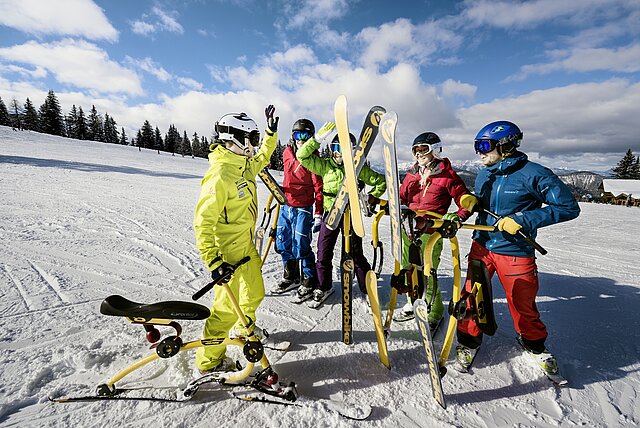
top-left (455, 121), bottom-right (580, 375)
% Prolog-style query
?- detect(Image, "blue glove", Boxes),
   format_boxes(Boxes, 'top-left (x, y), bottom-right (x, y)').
top-left (313, 214), bottom-right (322, 233)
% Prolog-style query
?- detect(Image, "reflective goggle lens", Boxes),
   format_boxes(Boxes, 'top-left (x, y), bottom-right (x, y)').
top-left (248, 130), bottom-right (261, 147)
top-left (293, 131), bottom-right (311, 141)
top-left (412, 144), bottom-right (433, 156)
top-left (474, 139), bottom-right (497, 154)
top-left (331, 142), bottom-right (342, 155)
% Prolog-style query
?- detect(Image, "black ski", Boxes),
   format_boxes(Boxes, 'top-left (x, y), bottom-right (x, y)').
top-left (325, 105), bottom-right (386, 231)
top-left (258, 169), bottom-right (288, 205)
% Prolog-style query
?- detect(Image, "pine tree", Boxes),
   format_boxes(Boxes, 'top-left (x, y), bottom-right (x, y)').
top-left (631, 156), bottom-right (640, 180)
top-left (0, 96), bottom-right (11, 126)
top-left (201, 136), bottom-right (210, 157)
top-left (38, 90), bottom-right (64, 136)
top-left (154, 126), bottom-right (163, 153)
top-left (136, 129), bottom-right (143, 151)
top-left (22, 98), bottom-right (39, 131)
top-left (139, 120), bottom-right (154, 149)
top-left (269, 141), bottom-right (285, 170)
top-left (164, 124), bottom-right (179, 155)
top-left (612, 149), bottom-right (637, 179)
top-left (191, 132), bottom-right (202, 157)
top-left (103, 113), bottom-right (119, 144)
top-left (119, 127), bottom-right (128, 145)
top-left (10, 98), bottom-right (22, 130)
top-left (87, 105), bottom-right (104, 142)
top-left (75, 106), bottom-right (87, 140)
top-left (181, 130), bottom-right (192, 157)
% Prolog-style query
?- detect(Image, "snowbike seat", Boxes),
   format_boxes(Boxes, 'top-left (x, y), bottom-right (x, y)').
top-left (100, 295), bottom-right (210, 320)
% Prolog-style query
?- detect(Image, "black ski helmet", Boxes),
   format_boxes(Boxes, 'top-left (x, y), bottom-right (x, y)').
top-left (331, 132), bottom-right (357, 153)
top-left (412, 132), bottom-right (442, 154)
top-left (292, 118), bottom-right (315, 135)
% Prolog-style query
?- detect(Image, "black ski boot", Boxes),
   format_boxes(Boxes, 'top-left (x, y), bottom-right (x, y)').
top-left (272, 259), bottom-right (300, 294)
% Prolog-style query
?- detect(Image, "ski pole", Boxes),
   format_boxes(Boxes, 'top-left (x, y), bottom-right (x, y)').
top-left (482, 209), bottom-right (547, 255)
top-left (192, 256), bottom-right (252, 301)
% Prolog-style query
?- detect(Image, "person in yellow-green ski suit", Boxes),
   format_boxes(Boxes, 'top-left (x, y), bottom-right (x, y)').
top-left (193, 106), bottom-right (278, 374)
top-left (295, 121), bottom-right (386, 306)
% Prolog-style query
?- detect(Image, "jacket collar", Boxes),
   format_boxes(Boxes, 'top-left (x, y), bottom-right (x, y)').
top-left (209, 144), bottom-right (248, 169)
top-left (486, 151), bottom-right (528, 175)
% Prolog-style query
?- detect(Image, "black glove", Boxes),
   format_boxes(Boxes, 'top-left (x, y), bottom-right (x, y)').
top-left (366, 194), bottom-right (380, 216)
top-left (211, 261), bottom-right (235, 284)
top-left (265, 104), bottom-right (279, 133)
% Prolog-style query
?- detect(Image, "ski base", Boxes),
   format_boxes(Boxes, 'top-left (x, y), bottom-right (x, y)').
top-left (233, 391), bottom-right (372, 421)
top-left (413, 299), bottom-right (446, 409)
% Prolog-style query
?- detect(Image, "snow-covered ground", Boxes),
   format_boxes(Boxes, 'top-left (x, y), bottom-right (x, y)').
top-left (1, 125), bottom-right (639, 427)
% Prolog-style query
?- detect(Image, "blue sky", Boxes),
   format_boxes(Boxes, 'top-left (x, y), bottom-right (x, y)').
top-left (0, 0), bottom-right (639, 172)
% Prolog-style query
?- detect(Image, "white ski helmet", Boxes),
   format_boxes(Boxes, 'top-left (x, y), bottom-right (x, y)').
top-left (214, 112), bottom-right (260, 154)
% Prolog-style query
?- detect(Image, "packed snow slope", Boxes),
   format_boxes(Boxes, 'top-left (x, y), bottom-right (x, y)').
top-left (1, 126), bottom-right (639, 427)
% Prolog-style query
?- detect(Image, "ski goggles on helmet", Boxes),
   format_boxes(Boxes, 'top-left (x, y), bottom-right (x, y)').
top-left (292, 130), bottom-right (312, 141)
top-left (331, 142), bottom-right (342, 155)
top-left (474, 139), bottom-right (498, 155)
top-left (412, 142), bottom-right (441, 156)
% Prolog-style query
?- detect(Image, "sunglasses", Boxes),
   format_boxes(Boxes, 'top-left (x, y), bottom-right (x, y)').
top-left (331, 142), bottom-right (342, 155)
top-left (293, 131), bottom-right (312, 141)
top-left (474, 139), bottom-right (498, 155)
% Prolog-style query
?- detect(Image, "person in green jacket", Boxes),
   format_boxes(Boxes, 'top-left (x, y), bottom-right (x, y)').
top-left (296, 121), bottom-right (386, 306)
top-left (193, 106), bottom-right (278, 374)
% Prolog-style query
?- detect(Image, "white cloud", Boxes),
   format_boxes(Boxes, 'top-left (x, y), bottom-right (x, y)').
top-left (282, 0), bottom-right (350, 29)
top-left (0, 39), bottom-right (142, 95)
top-left (440, 79), bottom-right (477, 103)
top-left (445, 78), bottom-right (640, 167)
top-left (0, 0), bottom-right (117, 41)
top-left (131, 20), bottom-right (156, 36)
top-left (151, 6), bottom-right (184, 34)
top-left (356, 18), bottom-right (463, 69)
top-left (126, 56), bottom-right (172, 82)
top-left (510, 44), bottom-right (640, 80)
top-left (130, 5), bottom-right (184, 36)
top-left (177, 77), bottom-right (203, 91)
top-left (0, 63), bottom-right (48, 79)
top-left (461, 0), bottom-right (626, 29)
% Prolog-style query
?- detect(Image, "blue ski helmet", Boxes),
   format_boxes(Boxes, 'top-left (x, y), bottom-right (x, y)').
top-left (474, 121), bottom-right (522, 156)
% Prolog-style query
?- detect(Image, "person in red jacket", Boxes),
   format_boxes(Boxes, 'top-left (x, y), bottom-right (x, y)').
top-left (273, 119), bottom-right (323, 293)
top-left (396, 132), bottom-right (473, 330)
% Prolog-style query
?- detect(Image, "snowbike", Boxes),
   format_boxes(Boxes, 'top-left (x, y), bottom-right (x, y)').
top-left (51, 257), bottom-right (297, 403)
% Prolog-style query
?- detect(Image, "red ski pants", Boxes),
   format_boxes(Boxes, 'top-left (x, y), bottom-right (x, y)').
top-left (458, 241), bottom-right (547, 342)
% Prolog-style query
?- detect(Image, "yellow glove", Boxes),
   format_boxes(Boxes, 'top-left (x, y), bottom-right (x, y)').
top-left (497, 217), bottom-right (522, 235)
top-left (459, 194), bottom-right (479, 212)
